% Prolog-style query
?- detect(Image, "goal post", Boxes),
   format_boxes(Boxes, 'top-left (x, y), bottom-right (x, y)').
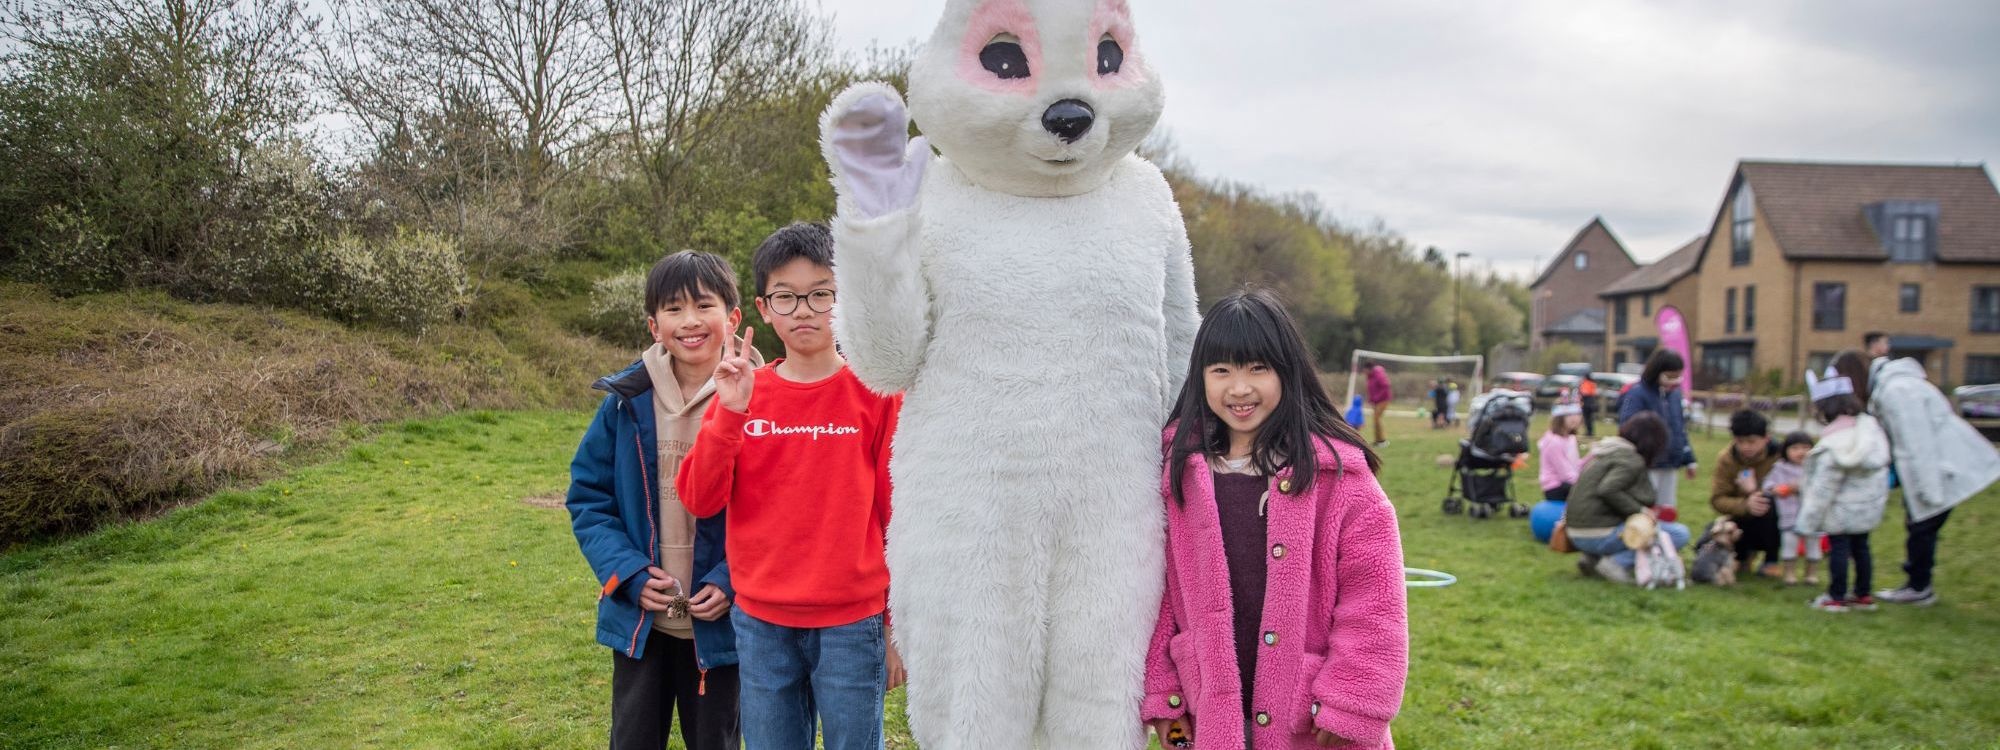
top-left (1344, 350), bottom-right (1485, 408)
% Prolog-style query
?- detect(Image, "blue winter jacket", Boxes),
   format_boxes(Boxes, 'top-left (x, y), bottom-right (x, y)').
top-left (1617, 381), bottom-right (1697, 469)
top-left (566, 360), bottom-right (736, 666)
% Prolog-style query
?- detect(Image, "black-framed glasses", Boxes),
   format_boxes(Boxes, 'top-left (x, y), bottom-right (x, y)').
top-left (763, 289), bottom-right (836, 315)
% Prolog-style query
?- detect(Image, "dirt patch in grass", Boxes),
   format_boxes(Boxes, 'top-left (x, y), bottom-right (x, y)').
top-left (518, 493), bottom-right (567, 510)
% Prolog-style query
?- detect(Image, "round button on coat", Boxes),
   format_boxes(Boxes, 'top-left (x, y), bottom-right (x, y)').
top-left (1271, 543), bottom-right (1287, 559)
top-left (1255, 712), bottom-right (1272, 726)
top-left (1263, 631), bottom-right (1277, 646)
top-left (1167, 694), bottom-right (1181, 708)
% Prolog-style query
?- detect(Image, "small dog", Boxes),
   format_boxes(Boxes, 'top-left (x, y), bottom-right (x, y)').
top-left (1690, 518), bottom-right (1741, 586)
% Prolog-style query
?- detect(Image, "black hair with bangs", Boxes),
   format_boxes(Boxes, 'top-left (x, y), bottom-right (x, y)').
top-left (1167, 287), bottom-right (1380, 506)
top-left (645, 250), bottom-right (740, 314)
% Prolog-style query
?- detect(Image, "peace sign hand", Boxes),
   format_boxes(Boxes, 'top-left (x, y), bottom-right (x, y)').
top-left (714, 326), bottom-right (757, 414)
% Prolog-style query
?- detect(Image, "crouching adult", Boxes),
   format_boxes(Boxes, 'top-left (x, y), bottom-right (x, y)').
top-left (1567, 411), bottom-right (1693, 583)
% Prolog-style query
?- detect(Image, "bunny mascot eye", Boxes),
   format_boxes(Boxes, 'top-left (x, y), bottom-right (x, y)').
top-left (980, 33), bottom-right (1031, 79)
top-left (1096, 35), bottom-right (1123, 75)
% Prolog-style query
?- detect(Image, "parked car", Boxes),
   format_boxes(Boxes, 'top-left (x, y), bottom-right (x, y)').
top-left (1590, 372), bottom-right (1638, 396)
top-left (1955, 384), bottom-right (2000, 439)
top-left (1534, 373), bottom-right (1583, 403)
top-left (1491, 371), bottom-right (1544, 394)
top-left (1955, 384), bottom-right (2000, 419)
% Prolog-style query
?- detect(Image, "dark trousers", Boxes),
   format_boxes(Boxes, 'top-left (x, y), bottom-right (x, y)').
top-left (1827, 533), bottom-right (1873, 600)
top-left (1733, 510), bottom-right (1782, 569)
top-left (1545, 483), bottom-right (1572, 502)
top-left (1903, 507), bottom-right (1952, 591)
top-left (1581, 400), bottom-right (1598, 436)
top-left (610, 633), bottom-right (741, 750)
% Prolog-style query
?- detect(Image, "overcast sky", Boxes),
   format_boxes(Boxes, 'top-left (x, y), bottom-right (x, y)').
top-left (814, 0), bottom-right (2000, 279)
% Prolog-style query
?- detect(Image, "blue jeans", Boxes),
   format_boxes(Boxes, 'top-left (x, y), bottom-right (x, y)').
top-left (733, 608), bottom-right (885, 750)
top-left (1572, 521), bottom-right (1691, 568)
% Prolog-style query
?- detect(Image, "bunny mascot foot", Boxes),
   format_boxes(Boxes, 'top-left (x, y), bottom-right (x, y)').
top-left (821, 1), bottom-right (1199, 747)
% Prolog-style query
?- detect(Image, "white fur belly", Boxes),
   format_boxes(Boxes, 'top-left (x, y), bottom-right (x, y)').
top-left (891, 161), bottom-right (1174, 493)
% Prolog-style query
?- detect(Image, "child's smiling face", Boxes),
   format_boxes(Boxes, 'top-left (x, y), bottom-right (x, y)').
top-left (1204, 360), bottom-right (1282, 450)
top-left (647, 287), bottom-right (740, 371)
top-left (1786, 442), bottom-right (1811, 464)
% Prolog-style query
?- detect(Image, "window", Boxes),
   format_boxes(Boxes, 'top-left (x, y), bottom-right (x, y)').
top-left (1731, 184), bottom-right (1755, 266)
top-left (1806, 351), bottom-right (1837, 377)
top-left (1968, 356), bottom-right (2000, 386)
top-left (1642, 294), bottom-right (1652, 316)
top-left (1575, 252), bottom-right (1588, 271)
top-left (1813, 282), bottom-right (1846, 331)
top-left (1901, 284), bottom-right (1921, 313)
top-left (1873, 200), bottom-right (1941, 263)
top-left (1975, 286), bottom-right (2000, 333)
top-left (1614, 298), bottom-right (1629, 335)
top-left (1744, 284), bottom-right (1756, 331)
top-left (1725, 287), bottom-right (1738, 334)
top-left (1703, 345), bottom-right (1754, 384)
top-left (1614, 351), bottom-right (1629, 368)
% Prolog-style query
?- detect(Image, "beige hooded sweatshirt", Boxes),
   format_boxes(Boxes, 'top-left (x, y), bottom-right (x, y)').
top-left (639, 338), bottom-right (761, 638)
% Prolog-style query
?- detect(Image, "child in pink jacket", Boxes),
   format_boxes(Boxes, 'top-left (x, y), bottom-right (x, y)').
top-left (1145, 289), bottom-right (1409, 749)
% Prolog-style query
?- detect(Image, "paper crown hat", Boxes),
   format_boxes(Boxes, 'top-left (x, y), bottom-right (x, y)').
top-left (1805, 365), bottom-right (1854, 402)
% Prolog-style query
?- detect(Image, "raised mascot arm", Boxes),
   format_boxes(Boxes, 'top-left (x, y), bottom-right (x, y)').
top-left (822, 82), bottom-right (933, 395)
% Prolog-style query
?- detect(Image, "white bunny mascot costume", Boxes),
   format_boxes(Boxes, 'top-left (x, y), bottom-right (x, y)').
top-left (820, 0), bottom-right (1198, 746)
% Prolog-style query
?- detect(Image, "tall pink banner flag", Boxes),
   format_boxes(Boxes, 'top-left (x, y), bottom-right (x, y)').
top-left (1656, 305), bottom-right (1692, 375)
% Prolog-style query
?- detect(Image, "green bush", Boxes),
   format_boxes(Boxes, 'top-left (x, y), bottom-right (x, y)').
top-left (584, 268), bottom-right (651, 348)
top-left (206, 230), bottom-right (468, 333)
top-left (7, 206), bottom-right (121, 295)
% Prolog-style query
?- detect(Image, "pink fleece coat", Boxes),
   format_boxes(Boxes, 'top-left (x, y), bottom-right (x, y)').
top-left (1143, 434), bottom-right (1409, 749)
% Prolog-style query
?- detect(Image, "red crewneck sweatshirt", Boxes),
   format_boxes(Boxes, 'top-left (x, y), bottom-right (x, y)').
top-left (676, 361), bottom-right (899, 628)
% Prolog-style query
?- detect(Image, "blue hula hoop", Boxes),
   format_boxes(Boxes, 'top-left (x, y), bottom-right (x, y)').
top-left (1403, 567), bottom-right (1457, 588)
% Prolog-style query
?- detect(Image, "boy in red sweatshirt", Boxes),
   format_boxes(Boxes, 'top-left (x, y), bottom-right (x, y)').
top-left (676, 222), bottom-right (903, 750)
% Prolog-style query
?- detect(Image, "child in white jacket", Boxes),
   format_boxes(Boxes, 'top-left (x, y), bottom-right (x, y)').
top-left (1795, 365), bottom-right (1892, 613)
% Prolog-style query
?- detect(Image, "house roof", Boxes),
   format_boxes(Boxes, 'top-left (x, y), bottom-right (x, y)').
top-left (1530, 217), bottom-right (1638, 289)
top-left (1600, 234), bottom-right (1706, 298)
top-left (1725, 161), bottom-right (2000, 263)
top-left (1542, 307), bottom-right (1606, 335)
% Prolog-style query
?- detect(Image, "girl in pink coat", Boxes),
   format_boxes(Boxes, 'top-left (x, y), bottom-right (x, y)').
top-left (1145, 289), bottom-right (1409, 749)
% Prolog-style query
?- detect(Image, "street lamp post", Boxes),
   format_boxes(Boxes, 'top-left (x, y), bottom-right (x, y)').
top-left (1453, 251), bottom-right (1470, 355)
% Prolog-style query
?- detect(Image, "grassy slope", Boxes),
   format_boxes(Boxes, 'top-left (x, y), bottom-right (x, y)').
top-left (2, 411), bottom-right (1995, 749)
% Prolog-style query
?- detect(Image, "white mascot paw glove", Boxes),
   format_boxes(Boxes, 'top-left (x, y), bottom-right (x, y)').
top-left (828, 92), bottom-right (929, 220)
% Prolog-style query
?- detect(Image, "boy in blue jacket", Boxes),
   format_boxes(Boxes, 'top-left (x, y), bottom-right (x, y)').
top-left (567, 251), bottom-right (759, 749)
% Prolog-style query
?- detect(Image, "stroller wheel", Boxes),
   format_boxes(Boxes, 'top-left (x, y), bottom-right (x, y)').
top-left (1441, 496), bottom-right (1464, 515)
top-left (1469, 503), bottom-right (1491, 519)
top-left (1508, 502), bottom-right (1530, 518)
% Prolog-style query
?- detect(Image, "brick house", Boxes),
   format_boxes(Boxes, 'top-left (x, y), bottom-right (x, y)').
top-left (1530, 217), bottom-right (1640, 367)
top-left (1599, 234), bottom-right (1705, 371)
top-left (1684, 160), bottom-right (2000, 387)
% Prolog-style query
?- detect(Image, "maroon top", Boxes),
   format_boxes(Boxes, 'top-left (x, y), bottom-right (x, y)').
top-left (1213, 470), bottom-right (1268, 720)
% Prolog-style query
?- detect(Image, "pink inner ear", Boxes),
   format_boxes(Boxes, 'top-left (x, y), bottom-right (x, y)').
top-left (1090, 0), bottom-right (1147, 87)
top-left (956, 0), bottom-right (1041, 94)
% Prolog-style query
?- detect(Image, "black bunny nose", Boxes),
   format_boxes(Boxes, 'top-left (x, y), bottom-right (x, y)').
top-left (1041, 99), bottom-right (1095, 143)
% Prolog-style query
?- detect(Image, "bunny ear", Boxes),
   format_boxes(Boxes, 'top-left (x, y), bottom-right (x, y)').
top-left (1805, 369), bottom-right (1820, 390)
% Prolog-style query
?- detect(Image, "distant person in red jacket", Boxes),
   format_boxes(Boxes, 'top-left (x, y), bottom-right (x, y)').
top-left (1366, 363), bottom-right (1394, 447)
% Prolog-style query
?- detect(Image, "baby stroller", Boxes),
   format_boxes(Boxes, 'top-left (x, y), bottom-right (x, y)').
top-left (1441, 389), bottom-right (1534, 519)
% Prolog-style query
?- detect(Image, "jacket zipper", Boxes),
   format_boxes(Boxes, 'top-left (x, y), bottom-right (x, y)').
top-left (633, 398), bottom-right (711, 696)
top-left (626, 399), bottom-right (659, 658)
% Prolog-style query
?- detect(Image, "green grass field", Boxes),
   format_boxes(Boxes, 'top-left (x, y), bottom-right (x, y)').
top-left (3, 411), bottom-right (1996, 748)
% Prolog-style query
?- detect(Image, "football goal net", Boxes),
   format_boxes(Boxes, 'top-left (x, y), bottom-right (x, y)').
top-left (1342, 350), bottom-right (1485, 417)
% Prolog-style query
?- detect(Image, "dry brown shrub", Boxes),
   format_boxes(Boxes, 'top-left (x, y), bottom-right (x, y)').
top-left (0, 283), bottom-right (628, 544)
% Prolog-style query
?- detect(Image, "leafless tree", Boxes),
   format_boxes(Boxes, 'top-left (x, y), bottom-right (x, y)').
top-left (599, 0), bottom-right (825, 225)
top-left (322, 0), bottom-right (613, 206)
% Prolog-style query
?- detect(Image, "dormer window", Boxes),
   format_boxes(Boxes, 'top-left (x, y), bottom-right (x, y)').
top-left (1870, 200), bottom-right (1940, 263)
top-left (1574, 252), bottom-right (1588, 271)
